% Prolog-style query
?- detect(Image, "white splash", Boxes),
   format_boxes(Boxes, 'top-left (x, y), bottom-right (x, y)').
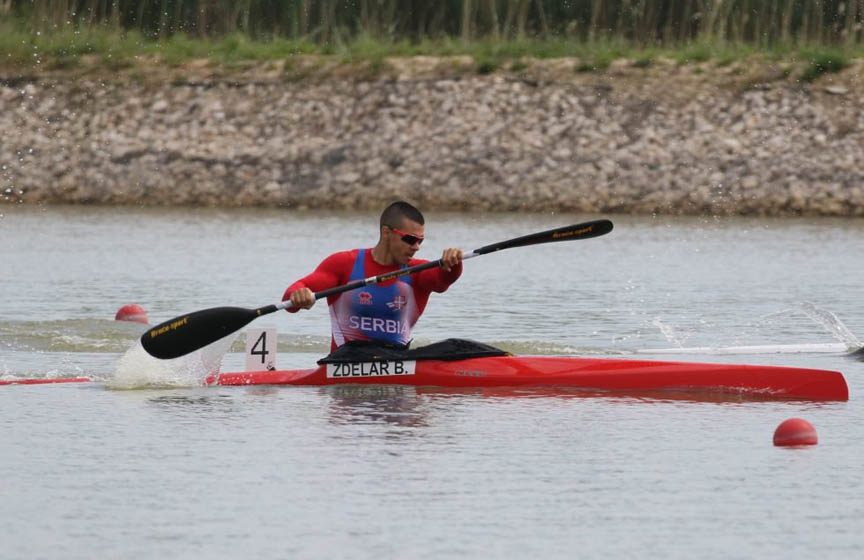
top-left (108, 335), bottom-right (236, 390)
top-left (796, 301), bottom-right (862, 349)
top-left (643, 302), bottom-right (861, 355)
top-left (651, 318), bottom-right (690, 347)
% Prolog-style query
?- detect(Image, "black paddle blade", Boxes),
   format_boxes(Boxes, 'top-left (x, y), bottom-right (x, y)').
top-left (140, 306), bottom-right (261, 360)
top-left (474, 219), bottom-right (613, 255)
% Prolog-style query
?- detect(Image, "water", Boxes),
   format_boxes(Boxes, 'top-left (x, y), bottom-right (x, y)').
top-left (2, 205), bottom-right (863, 558)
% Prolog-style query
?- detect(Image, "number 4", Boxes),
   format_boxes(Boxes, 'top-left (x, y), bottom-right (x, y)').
top-left (251, 331), bottom-right (269, 364)
top-left (246, 327), bottom-right (277, 372)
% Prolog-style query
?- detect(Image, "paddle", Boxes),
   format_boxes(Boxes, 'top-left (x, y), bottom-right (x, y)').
top-left (141, 219), bottom-right (613, 359)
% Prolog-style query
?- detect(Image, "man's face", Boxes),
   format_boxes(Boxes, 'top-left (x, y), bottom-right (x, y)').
top-left (385, 219), bottom-right (424, 265)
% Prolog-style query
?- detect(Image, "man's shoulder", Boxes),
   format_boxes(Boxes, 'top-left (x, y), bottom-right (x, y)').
top-left (328, 248), bottom-right (361, 259)
top-left (319, 249), bottom-right (361, 268)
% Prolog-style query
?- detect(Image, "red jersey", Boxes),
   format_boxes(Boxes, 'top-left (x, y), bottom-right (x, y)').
top-left (283, 249), bottom-right (462, 349)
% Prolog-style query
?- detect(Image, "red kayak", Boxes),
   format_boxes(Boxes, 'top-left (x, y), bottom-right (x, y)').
top-left (0, 377), bottom-right (91, 386)
top-left (208, 355), bottom-right (849, 401)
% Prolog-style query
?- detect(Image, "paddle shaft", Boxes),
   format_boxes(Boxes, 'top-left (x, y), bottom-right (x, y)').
top-left (267, 251), bottom-right (480, 315)
top-left (141, 219), bottom-right (613, 359)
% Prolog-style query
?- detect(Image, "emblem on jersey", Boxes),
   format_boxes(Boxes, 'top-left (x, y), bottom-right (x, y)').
top-left (387, 295), bottom-right (408, 310)
top-left (357, 291), bottom-right (373, 305)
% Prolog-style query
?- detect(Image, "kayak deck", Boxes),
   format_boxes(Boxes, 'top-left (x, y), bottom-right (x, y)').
top-left (209, 355), bottom-right (849, 401)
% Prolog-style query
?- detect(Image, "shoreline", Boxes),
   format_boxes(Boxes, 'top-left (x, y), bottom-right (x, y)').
top-left (3, 56), bottom-right (863, 216)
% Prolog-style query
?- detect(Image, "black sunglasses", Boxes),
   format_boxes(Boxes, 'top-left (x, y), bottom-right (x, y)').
top-left (387, 225), bottom-right (424, 246)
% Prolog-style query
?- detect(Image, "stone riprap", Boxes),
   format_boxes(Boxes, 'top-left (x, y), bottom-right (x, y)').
top-left (2, 57), bottom-right (863, 215)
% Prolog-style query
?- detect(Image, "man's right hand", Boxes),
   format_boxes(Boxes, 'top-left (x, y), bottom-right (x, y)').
top-left (289, 287), bottom-right (316, 309)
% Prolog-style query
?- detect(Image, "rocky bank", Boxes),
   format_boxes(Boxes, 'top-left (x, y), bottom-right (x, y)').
top-left (2, 56), bottom-right (863, 215)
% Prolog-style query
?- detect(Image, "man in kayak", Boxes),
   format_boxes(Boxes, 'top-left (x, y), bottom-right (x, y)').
top-left (284, 201), bottom-right (463, 350)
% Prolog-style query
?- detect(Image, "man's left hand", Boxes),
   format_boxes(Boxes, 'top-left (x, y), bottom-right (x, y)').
top-left (441, 247), bottom-right (463, 272)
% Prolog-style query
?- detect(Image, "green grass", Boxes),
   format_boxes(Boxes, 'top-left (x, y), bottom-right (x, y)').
top-left (800, 50), bottom-right (851, 82)
top-left (675, 42), bottom-right (714, 64)
top-left (632, 55), bottom-right (654, 68)
top-left (475, 58), bottom-right (499, 74)
top-left (669, 41), bottom-right (760, 66)
top-left (0, 21), bottom-right (860, 79)
top-left (576, 56), bottom-right (613, 72)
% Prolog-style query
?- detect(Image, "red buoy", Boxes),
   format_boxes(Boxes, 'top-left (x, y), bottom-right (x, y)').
top-left (773, 418), bottom-right (818, 446)
top-left (115, 304), bottom-right (149, 324)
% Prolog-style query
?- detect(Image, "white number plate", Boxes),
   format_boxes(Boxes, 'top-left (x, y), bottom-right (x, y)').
top-left (326, 361), bottom-right (416, 378)
top-left (245, 327), bottom-right (277, 371)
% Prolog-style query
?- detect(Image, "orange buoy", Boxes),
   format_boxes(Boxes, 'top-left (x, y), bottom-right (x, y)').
top-left (115, 304), bottom-right (149, 324)
top-left (773, 418), bottom-right (818, 446)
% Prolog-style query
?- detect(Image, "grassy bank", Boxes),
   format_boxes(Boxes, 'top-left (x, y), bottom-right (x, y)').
top-left (1, 22), bottom-right (858, 84)
top-left (0, 17), bottom-right (864, 81)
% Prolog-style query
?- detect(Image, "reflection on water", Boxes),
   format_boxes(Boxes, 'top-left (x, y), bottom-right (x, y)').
top-left (411, 384), bottom-right (847, 406)
top-left (146, 392), bottom-right (239, 421)
top-left (148, 394), bottom-right (233, 408)
top-left (315, 382), bottom-right (841, 435)
top-left (323, 385), bottom-right (429, 428)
